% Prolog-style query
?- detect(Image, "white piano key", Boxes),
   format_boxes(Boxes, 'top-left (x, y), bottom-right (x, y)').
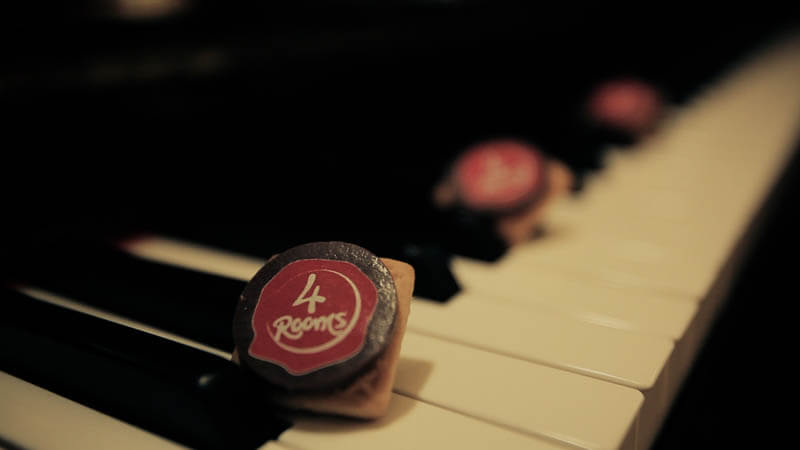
top-left (0, 369), bottom-right (562, 450)
top-left (280, 394), bottom-right (570, 450)
top-left (408, 293), bottom-right (673, 391)
top-left (259, 442), bottom-right (298, 450)
top-left (0, 371), bottom-right (185, 450)
top-left (499, 235), bottom-right (723, 300)
top-left (451, 256), bottom-right (697, 338)
top-left (395, 333), bottom-right (643, 450)
top-left (521, 205), bottom-right (740, 302)
top-left (122, 235), bottom-right (266, 279)
top-left (573, 154), bottom-right (784, 233)
top-left (554, 184), bottom-right (751, 232)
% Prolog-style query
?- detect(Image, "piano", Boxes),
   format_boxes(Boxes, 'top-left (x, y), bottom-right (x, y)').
top-left (2, 3), bottom-right (800, 449)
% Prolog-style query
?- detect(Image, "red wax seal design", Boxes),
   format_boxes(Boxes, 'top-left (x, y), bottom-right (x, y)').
top-left (234, 242), bottom-right (397, 391)
top-left (454, 140), bottom-right (545, 213)
top-left (248, 259), bottom-right (378, 375)
top-left (587, 78), bottom-right (663, 134)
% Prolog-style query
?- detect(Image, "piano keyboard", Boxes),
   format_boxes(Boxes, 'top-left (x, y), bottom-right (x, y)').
top-left (3, 30), bottom-right (800, 450)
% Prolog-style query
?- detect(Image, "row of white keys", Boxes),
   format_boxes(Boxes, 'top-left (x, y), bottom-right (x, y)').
top-left (450, 37), bottom-right (800, 343)
top-left (403, 290), bottom-right (670, 449)
top-left (518, 142), bottom-right (796, 299)
top-left (511, 32), bottom-right (800, 301)
top-left (0, 369), bottom-right (561, 450)
top-left (5, 287), bottom-right (583, 450)
top-left (406, 294), bottom-right (671, 390)
top-left (128, 237), bottom-right (672, 389)
top-left (17, 286), bottom-right (644, 449)
top-left (444, 31), bottom-right (800, 448)
top-left (451, 254), bottom-right (696, 338)
top-left (537, 133), bottom-right (795, 298)
top-left (280, 394), bottom-right (567, 450)
top-left (126, 236), bottom-right (646, 449)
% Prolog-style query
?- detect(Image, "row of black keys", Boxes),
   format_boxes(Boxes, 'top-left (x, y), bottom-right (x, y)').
top-left (4, 229), bottom-right (484, 447)
top-left (5, 200), bottom-right (528, 447)
top-left (2, 243), bottom-right (302, 449)
top-left (2, 288), bottom-right (291, 449)
top-left (4, 225), bottom-right (497, 446)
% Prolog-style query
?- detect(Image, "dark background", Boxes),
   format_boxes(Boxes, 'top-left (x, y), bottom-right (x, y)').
top-left (4, 2), bottom-right (799, 248)
top-left (2, 2), bottom-right (800, 447)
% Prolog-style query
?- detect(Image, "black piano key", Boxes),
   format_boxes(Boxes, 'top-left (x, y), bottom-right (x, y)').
top-left (156, 220), bottom-right (462, 302)
top-left (368, 240), bottom-right (461, 301)
top-left (13, 235), bottom-right (458, 365)
top-left (0, 435), bottom-right (24, 450)
top-left (13, 240), bottom-right (245, 351)
top-left (430, 208), bottom-right (508, 262)
top-left (0, 289), bottom-right (291, 449)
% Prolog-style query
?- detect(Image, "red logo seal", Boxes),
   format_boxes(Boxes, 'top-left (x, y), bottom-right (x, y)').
top-left (587, 79), bottom-right (662, 134)
top-left (247, 258), bottom-right (379, 375)
top-left (454, 140), bottom-right (543, 211)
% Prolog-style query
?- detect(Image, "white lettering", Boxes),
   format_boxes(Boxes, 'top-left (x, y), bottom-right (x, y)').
top-left (271, 311), bottom-right (349, 343)
top-left (292, 273), bottom-right (326, 314)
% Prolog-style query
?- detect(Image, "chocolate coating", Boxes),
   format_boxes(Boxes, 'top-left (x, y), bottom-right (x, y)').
top-left (233, 242), bottom-right (397, 392)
